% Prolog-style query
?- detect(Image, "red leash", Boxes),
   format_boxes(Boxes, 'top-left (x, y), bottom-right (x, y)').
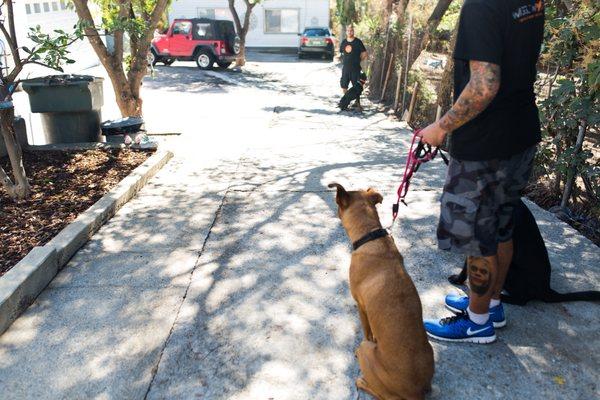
top-left (391, 129), bottom-right (448, 223)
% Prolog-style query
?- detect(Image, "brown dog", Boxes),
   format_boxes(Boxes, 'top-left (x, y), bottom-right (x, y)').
top-left (329, 183), bottom-right (434, 400)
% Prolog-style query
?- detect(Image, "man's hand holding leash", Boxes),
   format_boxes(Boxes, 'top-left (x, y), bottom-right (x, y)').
top-left (418, 122), bottom-right (448, 148)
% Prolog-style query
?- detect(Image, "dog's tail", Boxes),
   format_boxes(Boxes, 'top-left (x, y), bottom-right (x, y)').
top-left (540, 289), bottom-right (600, 303)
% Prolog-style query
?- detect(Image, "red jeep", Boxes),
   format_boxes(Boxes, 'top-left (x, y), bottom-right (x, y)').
top-left (150, 18), bottom-right (240, 70)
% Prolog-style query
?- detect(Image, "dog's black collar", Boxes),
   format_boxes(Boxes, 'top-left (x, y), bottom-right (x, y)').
top-left (352, 228), bottom-right (389, 251)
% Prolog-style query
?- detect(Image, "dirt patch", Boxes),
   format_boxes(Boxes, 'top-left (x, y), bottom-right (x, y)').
top-left (0, 149), bottom-right (153, 276)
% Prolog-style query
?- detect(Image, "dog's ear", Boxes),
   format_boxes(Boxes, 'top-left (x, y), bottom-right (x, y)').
top-left (328, 182), bottom-right (350, 209)
top-left (366, 188), bottom-right (383, 205)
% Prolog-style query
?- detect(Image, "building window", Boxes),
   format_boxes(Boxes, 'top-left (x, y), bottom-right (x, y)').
top-left (265, 9), bottom-right (299, 34)
top-left (26, 4), bottom-right (32, 14)
top-left (197, 8), bottom-right (231, 21)
top-left (52, 2), bottom-right (58, 11)
top-left (33, 3), bottom-right (41, 13)
top-left (60, 0), bottom-right (66, 10)
top-left (43, 2), bottom-right (50, 12)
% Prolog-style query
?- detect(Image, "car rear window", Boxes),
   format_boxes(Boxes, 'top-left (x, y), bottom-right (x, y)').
top-left (303, 29), bottom-right (329, 37)
top-left (195, 23), bottom-right (214, 39)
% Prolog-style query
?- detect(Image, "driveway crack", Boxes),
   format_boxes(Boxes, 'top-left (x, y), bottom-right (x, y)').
top-left (143, 156), bottom-right (243, 399)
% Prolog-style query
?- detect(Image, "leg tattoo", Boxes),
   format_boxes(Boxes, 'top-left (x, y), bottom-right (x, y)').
top-left (468, 256), bottom-right (494, 296)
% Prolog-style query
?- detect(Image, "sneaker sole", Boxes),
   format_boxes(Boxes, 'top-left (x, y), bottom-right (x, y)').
top-left (445, 304), bottom-right (507, 329)
top-left (426, 331), bottom-right (497, 344)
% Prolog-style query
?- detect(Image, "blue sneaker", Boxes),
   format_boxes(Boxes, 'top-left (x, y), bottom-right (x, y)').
top-left (445, 295), bottom-right (507, 328)
top-left (424, 312), bottom-right (496, 344)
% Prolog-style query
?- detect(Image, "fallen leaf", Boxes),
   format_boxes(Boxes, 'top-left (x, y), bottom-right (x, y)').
top-left (553, 376), bottom-right (566, 386)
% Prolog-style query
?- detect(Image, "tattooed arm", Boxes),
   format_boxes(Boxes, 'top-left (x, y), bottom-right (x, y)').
top-left (420, 60), bottom-right (501, 146)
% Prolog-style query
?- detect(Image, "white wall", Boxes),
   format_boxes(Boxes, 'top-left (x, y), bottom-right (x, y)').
top-left (8, 0), bottom-right (100, 76)
top-left (168, 0), bottom-right (330, 48)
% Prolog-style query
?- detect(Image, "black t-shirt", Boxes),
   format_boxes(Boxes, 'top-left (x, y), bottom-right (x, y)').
top-left (340, 38), bottom-right (366, 71)
top-left (450, 0), bottom-right (545, 161)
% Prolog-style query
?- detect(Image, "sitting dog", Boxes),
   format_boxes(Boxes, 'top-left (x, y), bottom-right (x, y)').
top-left (329, 183), bottom-right (434, 400)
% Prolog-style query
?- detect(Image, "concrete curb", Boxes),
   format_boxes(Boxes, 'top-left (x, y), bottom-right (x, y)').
top-left (25, 142), bottom-right (158, 151)
top-left (0, 149), bottom-right (173, 335)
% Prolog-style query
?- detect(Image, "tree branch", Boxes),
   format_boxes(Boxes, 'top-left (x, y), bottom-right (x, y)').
top-left (228, 0), bottom-right (244, 34)
top-left (0, 22), bottom-right (21, 74)
top-left (5, 0), bottom-right (19, 60)
top-left (127, 0), bottom-right (169, 88)
top-left (112, 0), bottom-right (130, 63)
top-left (71, 0), bottom-right (113, 63)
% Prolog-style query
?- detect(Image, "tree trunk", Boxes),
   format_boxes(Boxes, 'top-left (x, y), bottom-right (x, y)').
top-left (229, 0), bottom-right (255, 67)
top-left (0, 107), bottom-right (30, 200)
top-left (71, 0), bottom-right (168, 117)
top-left (236, 39), bottom-right (247, 67)
top-left (407, 0), bottom-right (453, 71)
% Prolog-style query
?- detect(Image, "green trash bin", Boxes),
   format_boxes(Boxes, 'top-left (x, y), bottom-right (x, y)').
top-left (22, 75), bottom-right (104, 144)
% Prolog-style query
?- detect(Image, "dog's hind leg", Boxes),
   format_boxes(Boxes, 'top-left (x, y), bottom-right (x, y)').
top-left (356, 341), bottom-right (401, 400)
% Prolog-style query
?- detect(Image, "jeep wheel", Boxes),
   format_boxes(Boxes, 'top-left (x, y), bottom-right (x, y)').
top-left (217, 61), bottom-right (232, 69)
top-left (196, 50), bottom-right (215, 70)
top-left (163, 58), bottom-right (174, 66)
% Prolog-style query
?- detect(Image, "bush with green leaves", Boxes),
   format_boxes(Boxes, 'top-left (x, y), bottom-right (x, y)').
top-left (535, 1), bottom-right (599, 206)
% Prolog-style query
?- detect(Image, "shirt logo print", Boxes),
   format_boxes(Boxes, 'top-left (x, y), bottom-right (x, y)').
top-left (344, 44), bottom-right (353, 53)
top-left (512, 0), bottom-right (544, 22)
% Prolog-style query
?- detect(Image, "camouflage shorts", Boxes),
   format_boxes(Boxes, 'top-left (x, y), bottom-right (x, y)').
top-left (437, 146), bottom-right (537, 257)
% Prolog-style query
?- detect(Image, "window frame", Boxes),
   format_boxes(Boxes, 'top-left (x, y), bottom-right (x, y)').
top-left (263, 8), bottom-right (301, 35)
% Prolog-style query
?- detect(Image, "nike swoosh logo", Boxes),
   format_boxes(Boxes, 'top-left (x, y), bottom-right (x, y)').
top-left (467, 326), bottom-right (491, 336)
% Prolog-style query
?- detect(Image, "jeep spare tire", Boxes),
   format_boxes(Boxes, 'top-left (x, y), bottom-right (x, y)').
top-left (196, 49), bottom-right (215, 70)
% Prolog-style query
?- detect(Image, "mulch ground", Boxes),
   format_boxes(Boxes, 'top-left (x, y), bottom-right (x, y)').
top-left (0, 149), bottom-right (153, 276)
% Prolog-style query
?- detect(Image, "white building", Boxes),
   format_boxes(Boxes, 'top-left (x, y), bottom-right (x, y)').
top-left (3, 0), bottom-right (99, 75)
top-left (168, 0), bottom-right (331, 48)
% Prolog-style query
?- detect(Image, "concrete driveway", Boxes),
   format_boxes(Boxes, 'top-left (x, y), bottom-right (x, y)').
top-left (2, 51), bottom-right (599, 399)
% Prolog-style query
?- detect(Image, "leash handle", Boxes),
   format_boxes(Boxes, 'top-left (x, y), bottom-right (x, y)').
top-left (392, 129), bottom-right (421, 221)
top-left (391, 128), bottom-right (449, 228)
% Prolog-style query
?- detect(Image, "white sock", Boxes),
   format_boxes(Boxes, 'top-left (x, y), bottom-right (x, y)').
top-left (467, 307), bottom-right (489, 325)
top-left (490, 298), bottom-right (501, 308)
